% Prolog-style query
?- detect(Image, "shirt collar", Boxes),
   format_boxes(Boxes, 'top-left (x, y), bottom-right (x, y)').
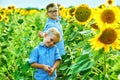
top-left (39, 42), bottom-right (54, 48)
top-left (48, 17), bottom-right (59, 23)
top-left (39, 42), bottom-right (45, 47)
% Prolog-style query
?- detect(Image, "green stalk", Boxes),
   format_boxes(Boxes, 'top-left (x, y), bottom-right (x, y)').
top-left (103, 53), bottom-right (106, 80)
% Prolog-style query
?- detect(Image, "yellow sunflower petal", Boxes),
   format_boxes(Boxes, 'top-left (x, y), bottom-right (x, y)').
top-left (89, 27), bottom-right (120, 52)
top-left (104, 45), bottom-right (110, 52)
top-left (93, 6), bottom-right (120, 30)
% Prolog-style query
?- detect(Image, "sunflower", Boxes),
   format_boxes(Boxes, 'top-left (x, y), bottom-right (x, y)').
top-left (66, 7), bottom-right (75, 22)
top-left (67, 7), bottom-right (75, 17)
top-left (106, 0), bottom-right (114, 6)
top-left (0, 15), bottom-right (3, 22)
top-left (59, 6), bottom-right (67, 19)
top-left (94, 6), bottom-right (120, 30)
top-left (19, 9), bottom-right (28, 15)
top-left (89, 26), bottom-right (120, 52)
top-left (11, 5), bottom-right (16, 10)
top-left (0, 8), bottom-right (8, 17)
top-left (7, 6), bottom-right (13, 13)
top-left (4, 16), bottom-right (9, 23)
top-left (29, 10), bottom-right (39, 15)
top-left (74, 4), bottom-right (92, 25)
top-left (98, 4), bottom-right (106, 9)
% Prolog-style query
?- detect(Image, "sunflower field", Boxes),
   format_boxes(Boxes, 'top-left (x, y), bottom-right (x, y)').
top-left (0, 0), bottom-right (120, 80)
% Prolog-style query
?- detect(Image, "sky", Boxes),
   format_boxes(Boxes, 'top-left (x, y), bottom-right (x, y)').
top-left (0, 0), bottom-right (120, 9)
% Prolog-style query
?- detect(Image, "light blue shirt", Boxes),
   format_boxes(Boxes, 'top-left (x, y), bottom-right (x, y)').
top-left (29, 43), bottom-right (61, 80)
top-left (44, 17), bottom-right (65, 56)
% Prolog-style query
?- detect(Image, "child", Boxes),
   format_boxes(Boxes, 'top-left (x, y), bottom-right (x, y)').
top-left (29, 27), bottom-right (61, 80)
top-left (38, 3), bottom-right (65, 56)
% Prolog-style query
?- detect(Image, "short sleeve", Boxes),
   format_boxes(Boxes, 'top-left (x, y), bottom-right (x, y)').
top-left (29, 47), bottom-right (39, 64)
top-left (55, 47), bottom-right (61, 61)
top-left (44, 23), bottom-right (55, 32)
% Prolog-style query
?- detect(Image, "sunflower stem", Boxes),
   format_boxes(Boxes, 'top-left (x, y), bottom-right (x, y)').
top-left (103, 53), bottom-right (106, 80)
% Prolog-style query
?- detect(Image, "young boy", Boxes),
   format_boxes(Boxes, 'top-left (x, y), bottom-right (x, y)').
top-left (38, 3), bottom-right (65, 56)
top-left (29, 27), bottom-right (61, 80)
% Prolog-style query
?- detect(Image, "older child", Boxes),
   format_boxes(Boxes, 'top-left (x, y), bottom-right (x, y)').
top-left (38, 3), bottom-right (65, 56)
top-left (29, 27), bottom-right (61, 80)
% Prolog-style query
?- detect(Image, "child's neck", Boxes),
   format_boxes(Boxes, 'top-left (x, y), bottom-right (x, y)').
top-left (50, 18), bottom-right (58, 20)
top-left (42, 42), bottom-right (49, 48)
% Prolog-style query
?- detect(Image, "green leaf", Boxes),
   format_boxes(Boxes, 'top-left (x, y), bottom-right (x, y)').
top-left (59, 65), bottom-right (68, 70)
top-left (68, 54), bottom-right (94, 75)
top-left (79, 30), bottom-right (92, 35)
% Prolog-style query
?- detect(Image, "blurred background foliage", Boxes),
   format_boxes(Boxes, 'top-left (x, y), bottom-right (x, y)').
top-left (0, 4), bottom-right (120, 80)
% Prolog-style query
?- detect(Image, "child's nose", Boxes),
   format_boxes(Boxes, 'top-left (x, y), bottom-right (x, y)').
top-left (50, 42), bottom-right (54, 45)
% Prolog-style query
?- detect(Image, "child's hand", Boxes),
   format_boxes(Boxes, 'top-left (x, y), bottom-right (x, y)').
top-left (48, 67), bottom-right (54, 76)
top-left (38, 31), bottom-right (44, 38)
top-left (43, 65), bottom-right (52, 72)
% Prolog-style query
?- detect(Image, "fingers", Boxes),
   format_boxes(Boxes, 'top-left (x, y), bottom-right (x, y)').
top-left (44, 65), bottom-right (54, 76)
top-left (48, 66), bottom-right (52, 71)
top-left (38, 31), bottom-right (44, 37)
top-left (48, 67), bottom-right (54, 76)
top-left (45, 65), bottom-right (52, 72)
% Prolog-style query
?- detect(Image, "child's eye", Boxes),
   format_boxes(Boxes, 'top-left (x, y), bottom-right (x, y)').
top-left (50, 39), bottom-right (53, 41)
top-left (50, 39), bottom-right (56, 44)
top-left (48, 10), bottom-right (58, 13)
top-left (53, 42), bottom-right (56, 44)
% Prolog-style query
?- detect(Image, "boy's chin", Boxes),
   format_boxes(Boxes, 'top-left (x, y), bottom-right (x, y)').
top-left (51, 17), bottom-right (57, 20)
top-left (45, 45), bottom-right (51, 47)
top-left (47, 45), bottom-right (54, 47)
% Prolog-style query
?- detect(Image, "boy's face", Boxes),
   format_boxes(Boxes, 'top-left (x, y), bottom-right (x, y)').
top-left (47, 6), bottom-right (58, 20)
top-left (43, 33), bottom-right (58, 47)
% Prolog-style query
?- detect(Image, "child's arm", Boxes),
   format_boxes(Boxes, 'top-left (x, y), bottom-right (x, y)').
top-left (31, 63), bottom-right (51, 72)
top-left (48, 60), bottom-right (60, 75)
top-left (52, 60), bottom-right (60, 70)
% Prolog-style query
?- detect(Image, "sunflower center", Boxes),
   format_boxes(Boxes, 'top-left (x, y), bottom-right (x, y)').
top-left (101, 9), bottom-right (115, 24)
top-left (99, 28), bottom-right (117, 44)
top-left (107, 0), bottom-right (113, 5)
top-left (0, 16), bottom-right (2, 20)
top-left (75, 6), bottom-right (91, 22)
top-left (108, 1), bottom-right (112, 4)
top-left (8, 6), bottom-right (12, 9)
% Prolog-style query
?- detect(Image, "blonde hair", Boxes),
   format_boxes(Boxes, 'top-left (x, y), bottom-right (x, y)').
top-left (46, 27), bottom-right (61, 42)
